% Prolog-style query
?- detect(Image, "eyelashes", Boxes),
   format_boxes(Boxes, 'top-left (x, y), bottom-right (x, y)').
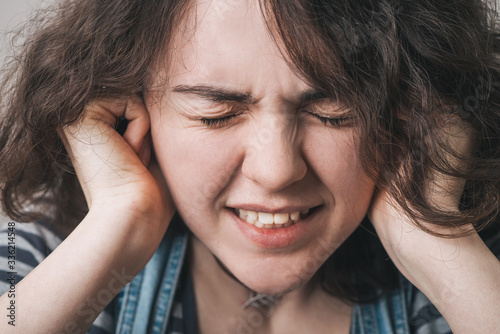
top-left (199, 111), bottom-right (352, 129)
top-left (194, 97), bottom-right (354, 129)
top-left (302, 111), bottom-right (351, 127)
top-left (199, 114), bottom-right (240, 128)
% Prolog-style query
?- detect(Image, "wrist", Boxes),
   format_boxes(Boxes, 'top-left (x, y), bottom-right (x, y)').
top-left (393, 232), bottom-right (500, 333)
top-left (82, 204), bottom-right (171, 265)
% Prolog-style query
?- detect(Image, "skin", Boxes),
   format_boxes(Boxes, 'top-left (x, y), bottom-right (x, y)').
top-left (145, 1), bottom-right (374, 331)
top-left (0, 0), bottom-right (498, 333)
top-left (146, 0), bottom-right (374, 296)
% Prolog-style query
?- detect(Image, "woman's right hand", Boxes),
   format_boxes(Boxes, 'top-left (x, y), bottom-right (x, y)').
top-left (63, 96), bottom-right (173, 223)
top-left (0, 96), bottom-right (174, 333)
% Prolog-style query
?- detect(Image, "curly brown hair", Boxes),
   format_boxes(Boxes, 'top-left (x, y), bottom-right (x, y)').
top-left (1, 0), bottom-right (500, 303)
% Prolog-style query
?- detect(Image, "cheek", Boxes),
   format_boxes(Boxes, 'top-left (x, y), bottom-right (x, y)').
top-left (305, 130), bottom-right (375, 222)
top-left (149, 114), bottom-right (240, 220)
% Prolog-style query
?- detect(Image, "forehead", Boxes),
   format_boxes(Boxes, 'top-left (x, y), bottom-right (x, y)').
top-left (164, 0), bottom-right (309, 95)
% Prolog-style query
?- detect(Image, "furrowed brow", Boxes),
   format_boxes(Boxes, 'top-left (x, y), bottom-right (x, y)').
top-left (172, 85), bottom-right (254, 104)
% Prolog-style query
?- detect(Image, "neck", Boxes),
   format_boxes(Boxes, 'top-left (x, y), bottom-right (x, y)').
top-left (189, 234), bottom-right (331, 310)
top-left (188, 235), bottom-right (352, 333)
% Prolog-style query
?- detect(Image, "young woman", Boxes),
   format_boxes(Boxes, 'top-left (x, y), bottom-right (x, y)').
top-left (0, 0), bottom-right (499, 333)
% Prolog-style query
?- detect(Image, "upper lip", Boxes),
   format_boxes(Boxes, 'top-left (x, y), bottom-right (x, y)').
top-left (227, 204), bottom-right (321, 214)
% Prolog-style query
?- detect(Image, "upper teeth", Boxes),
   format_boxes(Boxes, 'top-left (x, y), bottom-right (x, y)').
top-left (236, 209), bottom-right (310, 229)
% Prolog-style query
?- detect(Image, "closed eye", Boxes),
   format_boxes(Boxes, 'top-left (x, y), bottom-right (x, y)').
top-left (196, 101), bottom-right (248, 128)
top-left (197, 98), bottom-right (353, 129)
top-left (300, 97), bottom-right (354, 127)
top-left (199, 114), bottom-right (241, 128)
top-left (304, 111), bottom-right (352, 127)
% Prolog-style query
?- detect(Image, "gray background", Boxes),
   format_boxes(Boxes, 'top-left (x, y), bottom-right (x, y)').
top-left (0, 1), bottom-right (54, 225)
top-left (1, 1), bottom-right (30, 224)
top-left (0, 0), bottom-right (45, 58)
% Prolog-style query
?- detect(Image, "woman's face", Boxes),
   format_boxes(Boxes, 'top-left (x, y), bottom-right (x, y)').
top-left (146, 0), bottom-right (375, 294)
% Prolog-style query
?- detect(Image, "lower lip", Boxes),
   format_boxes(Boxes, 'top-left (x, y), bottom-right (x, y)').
top-left (230, 208), bottom-right (320, 248)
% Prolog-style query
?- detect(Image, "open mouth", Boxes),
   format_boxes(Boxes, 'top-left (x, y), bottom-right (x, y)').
top-left (232, 206), bottom-right (318, 229)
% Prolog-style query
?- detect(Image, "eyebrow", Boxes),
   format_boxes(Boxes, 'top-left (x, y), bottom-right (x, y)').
top-left (171, 85), bottom-right (254, 104)
top-left (171, 84), bottom-right (327, 104)
top-left (300, 89), bottom-right (328, 102)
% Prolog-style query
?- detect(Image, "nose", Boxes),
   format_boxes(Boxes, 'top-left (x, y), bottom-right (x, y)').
top-left (241, 116), bottom-right (307, 192)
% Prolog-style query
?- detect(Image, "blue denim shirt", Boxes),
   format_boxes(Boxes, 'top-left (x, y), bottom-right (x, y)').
top-left (115, 224), bottom-right (415, 334)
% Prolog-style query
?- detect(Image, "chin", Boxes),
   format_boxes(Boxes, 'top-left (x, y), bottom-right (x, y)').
top-left (233, 263), bottom-right (318, 296)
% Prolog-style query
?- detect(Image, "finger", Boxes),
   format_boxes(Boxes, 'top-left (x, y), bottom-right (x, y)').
top-left (138, 131), bottom-right (152, 166)
top-left (85, 98), bottom-right (128, 127)
top-left (122, 96), bottom-right (150, 155)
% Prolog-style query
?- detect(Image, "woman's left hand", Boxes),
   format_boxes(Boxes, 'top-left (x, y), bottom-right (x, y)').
top-left (368, 118), bottom-right (500, 333)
